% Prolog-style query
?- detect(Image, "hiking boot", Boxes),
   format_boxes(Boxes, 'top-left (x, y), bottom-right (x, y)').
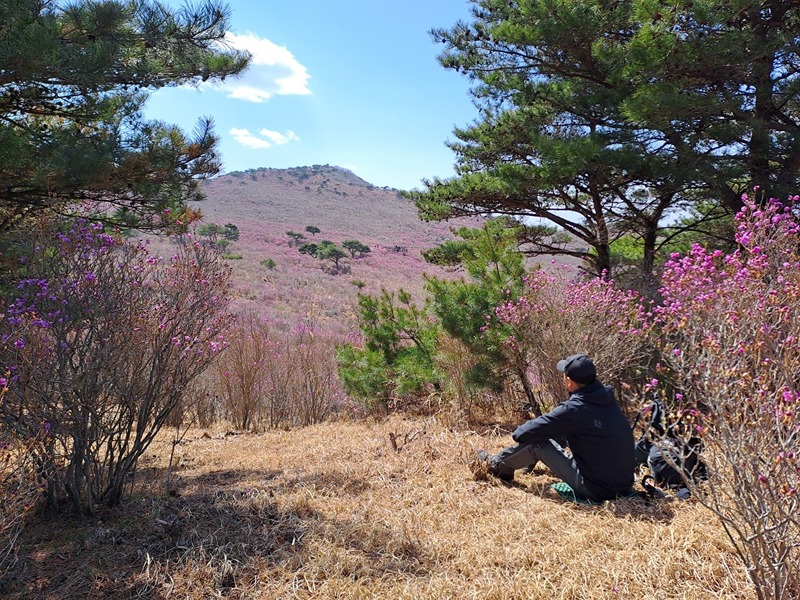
top-left (470, 449), bottom-right (491, 481)
top-left (474, 449), bottom-right (514, 482)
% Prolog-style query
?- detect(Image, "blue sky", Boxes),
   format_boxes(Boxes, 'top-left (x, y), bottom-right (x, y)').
top-left (144, 1), bottom-right (478, 191)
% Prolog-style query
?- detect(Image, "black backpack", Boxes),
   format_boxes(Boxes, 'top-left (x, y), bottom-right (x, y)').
top-left (633, 398), bottom-right (706, 493)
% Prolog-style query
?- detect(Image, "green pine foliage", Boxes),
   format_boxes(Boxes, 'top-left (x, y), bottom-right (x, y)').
top-left (336, 290), bottom-right (441, 410)
top-left (423, 219), bottom-right (535, 406)
top-left (421, 240), bottom-right (471, 267)
top-left (298, 243), bottom-right (318, 257)
top-left (197, 222), bottom-right (240, 252)
top-left (197, 223), bottom-right (225, 239)
top-left (335, 344), bottom-right (391, 410)
top-left (316, 241), bottom-right (347, 268)
top-left (296, 238), bottom-right (364, 271)
top-left (286, 231), bottom-right (306, 245)
top-left (223, 223), bottom-right (240, 242)
top-left (337, 220), bottom-right (543, 412)
top-left (411, 0), bottom-right (800, 289)
top-left (0, 0), bottom-right (249, 233)
top-left (342, 239), bottom-right (371, 258)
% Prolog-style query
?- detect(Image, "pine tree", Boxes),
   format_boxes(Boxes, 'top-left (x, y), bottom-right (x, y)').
top-left (0, 0), bottom-right (249, 232)
top-left (342, 239), bottom-right (371, 258)
top-left (412, 0), bottom-right (800, 286)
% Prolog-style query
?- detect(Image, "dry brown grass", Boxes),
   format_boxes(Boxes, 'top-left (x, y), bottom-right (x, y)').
top-left (5, 416), bottom-right (754, 599)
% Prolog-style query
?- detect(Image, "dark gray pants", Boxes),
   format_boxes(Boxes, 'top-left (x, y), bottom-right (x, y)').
top-left (489, 439), bottom-right (596, 499)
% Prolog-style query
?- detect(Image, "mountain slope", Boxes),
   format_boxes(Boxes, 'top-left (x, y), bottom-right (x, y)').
top-left (184, 165), bottom-right (480, 334)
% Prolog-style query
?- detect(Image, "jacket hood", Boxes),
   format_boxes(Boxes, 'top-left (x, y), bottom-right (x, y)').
top-left (571, 380), bottom-right (613, 406)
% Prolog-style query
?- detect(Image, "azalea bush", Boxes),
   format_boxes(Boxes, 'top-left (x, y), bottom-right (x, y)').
top-left (217, 314), bottom-right (345, 431)
top-left (285, 321), bottom-right (347, 427)
top-left (654, 196), bottom-right (800, 600)
top-left (216, 311), bottom-right (273, 431)
top-left (0, 221), bottom-right (232, 514)
top-left (493, 268), bottom-right (652, 413)
top-left (0, 314), bottom-right (45, 578)
top-left (0, 427), bottom-right (41, 579)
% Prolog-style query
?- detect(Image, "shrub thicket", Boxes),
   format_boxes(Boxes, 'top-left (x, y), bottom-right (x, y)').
top-left (652, 196), bottom-right (800, 599)
top-left (336, 198), bottom-right (799, 598)
top-left (0, 222), bottom-right (232, 514)
top-left (217, 314), bottom-right (345, 430)
top-left (492, 268), bottom-right (652, 414)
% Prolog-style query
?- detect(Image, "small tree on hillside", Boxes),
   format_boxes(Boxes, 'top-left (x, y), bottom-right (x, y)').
top-left (197, 222), bottom-right (238, 252)
top-left (336, 289), bottom-right (440, 410)
top-left (423, 219), bottom-right (536, 411)
top-left (223, 223), bottom-right (239, 242)
top-left (342, 239), bottom-right (371, 258)
top-left (197, 222), bottom-right (225, 243)
top-left (286, 231), bottom-right (306, 246)
top-left (317, 241), bottom-right (347, 270)
top-left (298, 243), bottom-right (318, 258)
top-left (305, 225), bottom-right (321, 236)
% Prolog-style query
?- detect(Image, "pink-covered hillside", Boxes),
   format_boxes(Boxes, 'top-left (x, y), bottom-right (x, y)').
top-left (148, 165), bottom-right (481, 334)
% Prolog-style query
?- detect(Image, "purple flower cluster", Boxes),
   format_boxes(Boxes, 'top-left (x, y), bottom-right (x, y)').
top-left (656, 193), bottom-right (800, 494)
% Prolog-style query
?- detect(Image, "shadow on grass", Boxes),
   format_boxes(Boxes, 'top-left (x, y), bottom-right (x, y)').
top-left (5, 472), bottom-right (298, 598)
top-left (286, 468), bottom-right (372, 497)
top-left (530, 481), bottom-right (677, 523)
top-left (4, 466), bottom-right (422, 599)
top-left (471, 468), bottom-right (677, 524)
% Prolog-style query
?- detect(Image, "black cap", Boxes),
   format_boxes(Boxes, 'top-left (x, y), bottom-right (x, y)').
top-left (556, 354), bottom-right (597, 385)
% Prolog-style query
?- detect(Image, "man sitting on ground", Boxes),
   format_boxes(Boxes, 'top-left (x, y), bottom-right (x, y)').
top-left (478, 354), bottom-right (635, 502)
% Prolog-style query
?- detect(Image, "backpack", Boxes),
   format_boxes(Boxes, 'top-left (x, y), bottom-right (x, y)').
top-left (633, 397), bottom-right (706, 493)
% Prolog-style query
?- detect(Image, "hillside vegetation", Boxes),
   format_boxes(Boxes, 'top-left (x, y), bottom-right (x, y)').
top-left (4, 171), bottom-right (797, 599)
top-left (5, 1), bottom-right (800, 597)
top-left (168, 165), bottom-right (481, 333)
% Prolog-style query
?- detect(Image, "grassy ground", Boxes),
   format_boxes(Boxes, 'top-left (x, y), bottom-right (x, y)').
top-left (5, 416), bottom-right (753, 599)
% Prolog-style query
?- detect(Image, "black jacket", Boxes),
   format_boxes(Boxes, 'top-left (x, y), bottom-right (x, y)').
top-left (512, 380), bottom-right (634, 500)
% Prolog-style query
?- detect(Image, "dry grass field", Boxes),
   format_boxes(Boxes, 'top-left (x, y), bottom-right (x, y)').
top-left (7, 415), bottom-right (754, 599)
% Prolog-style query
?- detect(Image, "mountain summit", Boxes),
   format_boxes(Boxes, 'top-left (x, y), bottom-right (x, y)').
top-left (183, 165), bottom-right (479, 333)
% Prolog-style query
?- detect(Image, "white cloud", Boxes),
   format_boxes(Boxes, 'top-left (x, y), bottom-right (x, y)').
top-left (205, 32), bottom-right (311, 102)
top-left (258, 128), bottom-right (300, 145)
top-left (230, 128), bottom-right (272, 149)
top-left (230, 127), bottom-right (300, 149)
